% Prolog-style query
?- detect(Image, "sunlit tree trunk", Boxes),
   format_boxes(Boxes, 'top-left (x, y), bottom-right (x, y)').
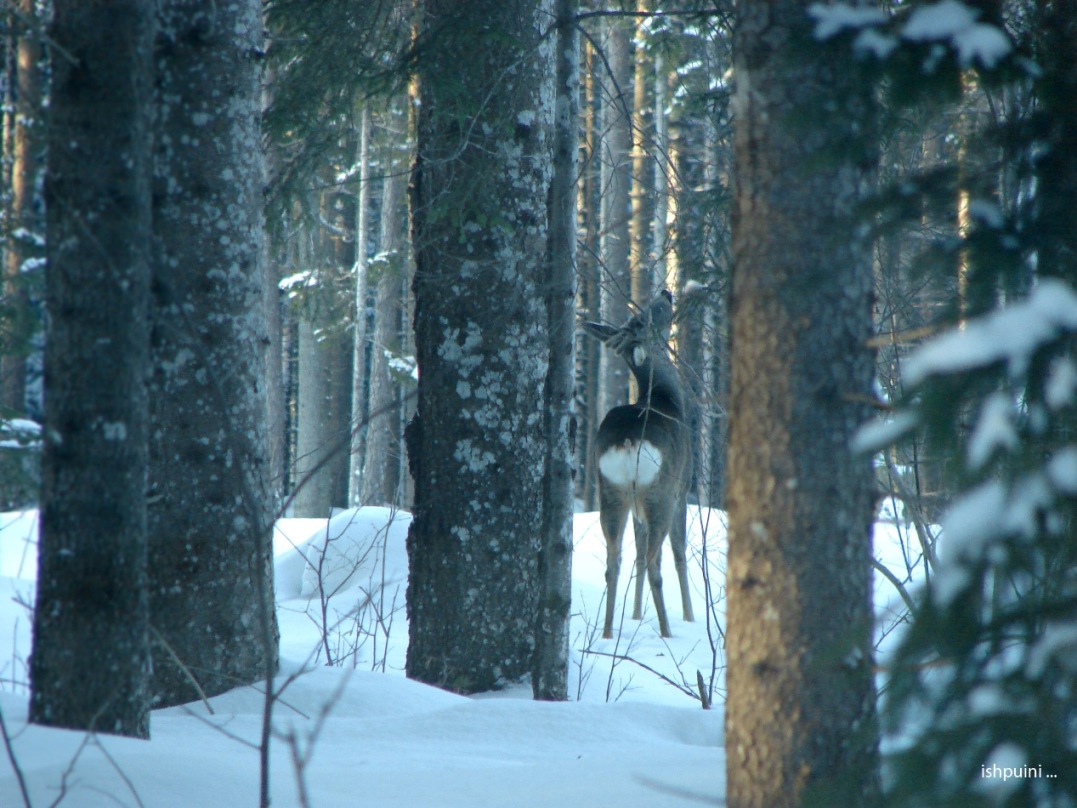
top-left (598, 16), bottom-right (632, 413)
top-left (725, 0), bottom-right (879, 804)
top-left (629, 0), bottom-right (654, 304)
top-left (1, 0), bottom-right (41, 414)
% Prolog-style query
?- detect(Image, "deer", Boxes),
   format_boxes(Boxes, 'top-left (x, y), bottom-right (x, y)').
top-left (582, 290), bottom-right (694, 639)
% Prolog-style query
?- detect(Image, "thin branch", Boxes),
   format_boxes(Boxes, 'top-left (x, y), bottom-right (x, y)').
top-left (148, 625), bottom-right (215, 716)
top-left (0, 703), bottom-right (32, 808)
top-left (0, 0), bottom-right (79, 65)
top-left (583, 648), bottom-right (700, 701)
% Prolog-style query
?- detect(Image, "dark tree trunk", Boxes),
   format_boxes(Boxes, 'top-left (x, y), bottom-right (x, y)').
top-left (30, 0), bottom-right (155, 739)
top-left (406, 0), bottom-right (554, 694)
top-left (724, 1), bottom-right (879, 804)
top-left (147, 0), bottom-right (279, 707)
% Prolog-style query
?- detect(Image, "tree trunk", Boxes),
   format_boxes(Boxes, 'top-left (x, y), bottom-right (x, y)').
top-left (406, 0), bottom-right (554, 694)
top-left (629, 0), bottom-right (654, 303)
top-left (348, 103), bottom-right (372, 506)
top-left (147, 0), bottom-right (279, 708)
top-left (578, 39), bottom-right (602, 510)
top-left (30, 0), bottom-right (155, 739)
top-left (292, 298), bottom-right (349, 516)
top-left (0, 0), bottom-right (40, 414)
top-left (724, 2), bottom-right (879, 805)
top-left (598, 17), bottom-right (632, 413)
top-left (532, 0), bottom-right (578, 702)
top-left (360, 105), bottom-right (409, 507)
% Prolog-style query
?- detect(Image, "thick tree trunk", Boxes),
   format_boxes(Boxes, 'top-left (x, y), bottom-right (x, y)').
top-left (147, 0), bottom-right (279, 707)
top-left (30, 0), bottom-right (155, 739)
top-left (406, 0), bottom-right (554, 694)
top-left (724, 2), bottom-right (879, 805)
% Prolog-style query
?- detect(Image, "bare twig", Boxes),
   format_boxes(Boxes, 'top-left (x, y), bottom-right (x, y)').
top-left (0, 703), bottom-right (32, 807)
top-left (148, 626), bottom-right (215, 716)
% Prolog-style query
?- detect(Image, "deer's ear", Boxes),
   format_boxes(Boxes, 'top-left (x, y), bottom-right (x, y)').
top-left (581, 321), bottom-right (618, 342)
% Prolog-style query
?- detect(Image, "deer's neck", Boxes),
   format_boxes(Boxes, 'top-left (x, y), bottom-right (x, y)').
top-left (627, 349), bottom-right (684, 417)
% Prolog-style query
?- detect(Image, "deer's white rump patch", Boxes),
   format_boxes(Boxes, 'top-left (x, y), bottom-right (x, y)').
top-left (599, 440), bottom-right (663, 487)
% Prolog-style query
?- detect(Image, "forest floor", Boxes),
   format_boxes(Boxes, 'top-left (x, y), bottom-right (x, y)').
top-left (0, 504), bottom-right (915, 807)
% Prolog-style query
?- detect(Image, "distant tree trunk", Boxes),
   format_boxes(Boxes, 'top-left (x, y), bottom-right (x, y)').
top-left (360, 106), bottom-right (409, 507)
top-left (30, 0), bottom-right (154, 739)
top-left (146, 0), bottom-right (279, 708)
top-left (406, 0), bottom-right (554, 694)
top-left (348, 102), bottom-right (372, 506)
top-left (292, 288), bottom-right (350, 517)
top-left (1, 0), bottom-right (41, 414)
top-left (261, 64), bottom-right (287, 506)
top-left (652, 52), bottom-right (669, 288)
top-left (532, 0), bottom-right (577, 702)
top-left (1037, 0), bottom-right (1077, 289)
top-left (598, 16), bottom-right (632, 412)
top-left (629, 0), bottom-right (654, 303)
top-left (577, 39), bottom-right (603, 510)
top-left (263, 248), bottom-right (287, 506)
top-left (724, 1), bottom-right (879, 805)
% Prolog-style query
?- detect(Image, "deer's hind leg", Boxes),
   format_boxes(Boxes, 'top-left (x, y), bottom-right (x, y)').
top-left (669, 488), bottom-right (694, 622)
top-left (599, 486), bottom-right (632, 640)
top-left (631, 516), bottom-right (647, 620)
top-left (643, 525), bottom-right (673, 638)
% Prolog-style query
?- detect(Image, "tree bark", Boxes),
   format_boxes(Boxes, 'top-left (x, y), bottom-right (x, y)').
top-left (0, 0), bottom-right (41, 414)
top-left (599, 17), bottom-right (633, 413)
top-left (360, 104), bottom-right (409, 507)
top-left (532, 0), bottom-right (578, 702)
top-left (630, 0), bottom-right (654, 303)
top-left (406, 0), bottom-right (554, 694)
top-left (348, 103), bottom-right (372, 506)
top-left (147, 0), bottom-right (279, 707)
top-left (30, 0), bottom-right (155, 739)
top-left (724, 1), bottom-right (879, 805)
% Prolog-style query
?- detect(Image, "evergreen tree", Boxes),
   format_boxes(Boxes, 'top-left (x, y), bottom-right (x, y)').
top-left (405, 0), bottom-right (555, 693)
top-left (821, 1), bottom-right (1077, 803)
top-left (146, 0), bottom-right (279, 707)
top-left (724, 0), bottom-right (880, 804)
top-left (29, 0), bottom-right (155, 739)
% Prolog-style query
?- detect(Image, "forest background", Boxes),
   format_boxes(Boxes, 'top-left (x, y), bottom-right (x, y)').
top-left (0, 1), bottom-right (1075, 807)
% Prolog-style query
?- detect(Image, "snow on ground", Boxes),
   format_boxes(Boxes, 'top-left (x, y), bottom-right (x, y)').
top-left (0, 504), bottom-right (921, 807)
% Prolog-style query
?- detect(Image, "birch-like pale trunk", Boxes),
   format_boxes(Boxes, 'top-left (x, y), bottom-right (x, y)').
top-left (532, 0), bottom-right (578, 702)
top-left (348, 103), bottom-right (372, 506)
